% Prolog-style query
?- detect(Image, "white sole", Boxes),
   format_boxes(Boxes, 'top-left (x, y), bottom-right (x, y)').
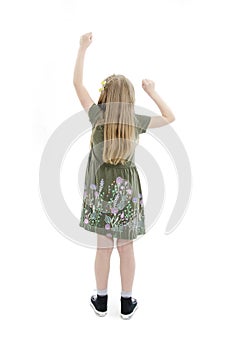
top-left (90, 302), bottom-right (107, 317)
top-left (120, 305), bottom-right (138, 320)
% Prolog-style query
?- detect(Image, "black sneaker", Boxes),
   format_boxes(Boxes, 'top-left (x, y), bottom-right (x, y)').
top-left (90, 294), bottom-right (108, 317)
top-left (120, 296), bottom-right (138, 319)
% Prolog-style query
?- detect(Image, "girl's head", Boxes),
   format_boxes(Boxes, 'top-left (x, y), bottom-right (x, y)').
top-left (98, 74), bottom-right (135, 104)
top-left (91, 74), bottom-right (138, 166)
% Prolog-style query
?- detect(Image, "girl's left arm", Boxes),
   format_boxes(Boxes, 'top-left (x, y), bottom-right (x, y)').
top-left (73, 32), bottom-right (95, 111)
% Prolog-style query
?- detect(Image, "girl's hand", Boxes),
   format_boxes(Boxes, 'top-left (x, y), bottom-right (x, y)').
top-left (142, 79), bottom-right (155, 95)
top-left (79, 32), bottom-right (93, 49)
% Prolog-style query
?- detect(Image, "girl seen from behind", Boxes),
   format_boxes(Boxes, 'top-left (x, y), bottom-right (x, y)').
top-left (73, 32), bottom-right (175, 319)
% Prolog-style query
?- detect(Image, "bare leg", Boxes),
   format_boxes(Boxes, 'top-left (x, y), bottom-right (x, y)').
top-left (117, 239), bottom-right (135, 292)
top-left (94, 234), bottom-right (114, 290)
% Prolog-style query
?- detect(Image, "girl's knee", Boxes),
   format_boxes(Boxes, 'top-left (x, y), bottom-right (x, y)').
top-left (117, 239), bottom-right (133, 254)
top-left (96, 246), bottom-right (114, 256)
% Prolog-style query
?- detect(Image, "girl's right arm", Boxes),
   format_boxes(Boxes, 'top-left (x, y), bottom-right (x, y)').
top-left (142, 79), bottom-right (175, 128)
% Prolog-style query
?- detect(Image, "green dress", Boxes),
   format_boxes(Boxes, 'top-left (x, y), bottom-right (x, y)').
top-left (79, 103), bottom-right (151, 240)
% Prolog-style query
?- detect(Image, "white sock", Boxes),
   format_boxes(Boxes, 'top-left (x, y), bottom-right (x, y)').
top-left (121, 290), bottom-right (132, 298)
top-left (97, 289), bottom-right (107, 296)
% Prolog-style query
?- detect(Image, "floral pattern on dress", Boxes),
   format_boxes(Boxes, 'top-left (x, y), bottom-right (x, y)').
top-left (80, 176), bottom-right (145, 235)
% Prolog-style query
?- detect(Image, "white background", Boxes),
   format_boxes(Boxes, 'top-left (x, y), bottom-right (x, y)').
top-left (1, 0), bottom-right (232, 349)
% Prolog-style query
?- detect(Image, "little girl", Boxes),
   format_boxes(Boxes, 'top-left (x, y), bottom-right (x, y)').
top-left (73, 32), bottom-right (175, 319)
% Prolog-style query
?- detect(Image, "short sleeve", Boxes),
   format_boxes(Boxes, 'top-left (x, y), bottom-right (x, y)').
top-left (88, 103), bottom-right (103, 126)
top-left (134, 114), bottom-right (152, 134)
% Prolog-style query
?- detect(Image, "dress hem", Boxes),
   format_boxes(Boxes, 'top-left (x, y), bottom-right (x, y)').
top-left (79, 222), bottom-right (146, 240)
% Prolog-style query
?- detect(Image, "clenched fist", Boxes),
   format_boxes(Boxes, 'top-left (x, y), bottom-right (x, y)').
top-left (79, 32), bottom-right (93, 49)
top-left (142, 79), bottom-right (155, 95)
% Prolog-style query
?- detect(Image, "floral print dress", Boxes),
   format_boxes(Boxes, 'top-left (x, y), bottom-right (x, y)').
top-left (79, 103), bottom-right (151, 240)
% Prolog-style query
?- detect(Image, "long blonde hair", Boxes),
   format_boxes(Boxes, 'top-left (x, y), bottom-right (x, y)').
top-left (90, 74), bottom-right (138, 165)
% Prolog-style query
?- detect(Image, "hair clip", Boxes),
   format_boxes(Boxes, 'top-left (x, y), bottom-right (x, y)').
top-left (99, 80), bottom-right (106, 92)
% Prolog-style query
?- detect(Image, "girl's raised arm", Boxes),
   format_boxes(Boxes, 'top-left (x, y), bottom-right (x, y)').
top-left (73, 32), bottom-right (95, 111)
top-left (142, 79), bottom-right (175, 128)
